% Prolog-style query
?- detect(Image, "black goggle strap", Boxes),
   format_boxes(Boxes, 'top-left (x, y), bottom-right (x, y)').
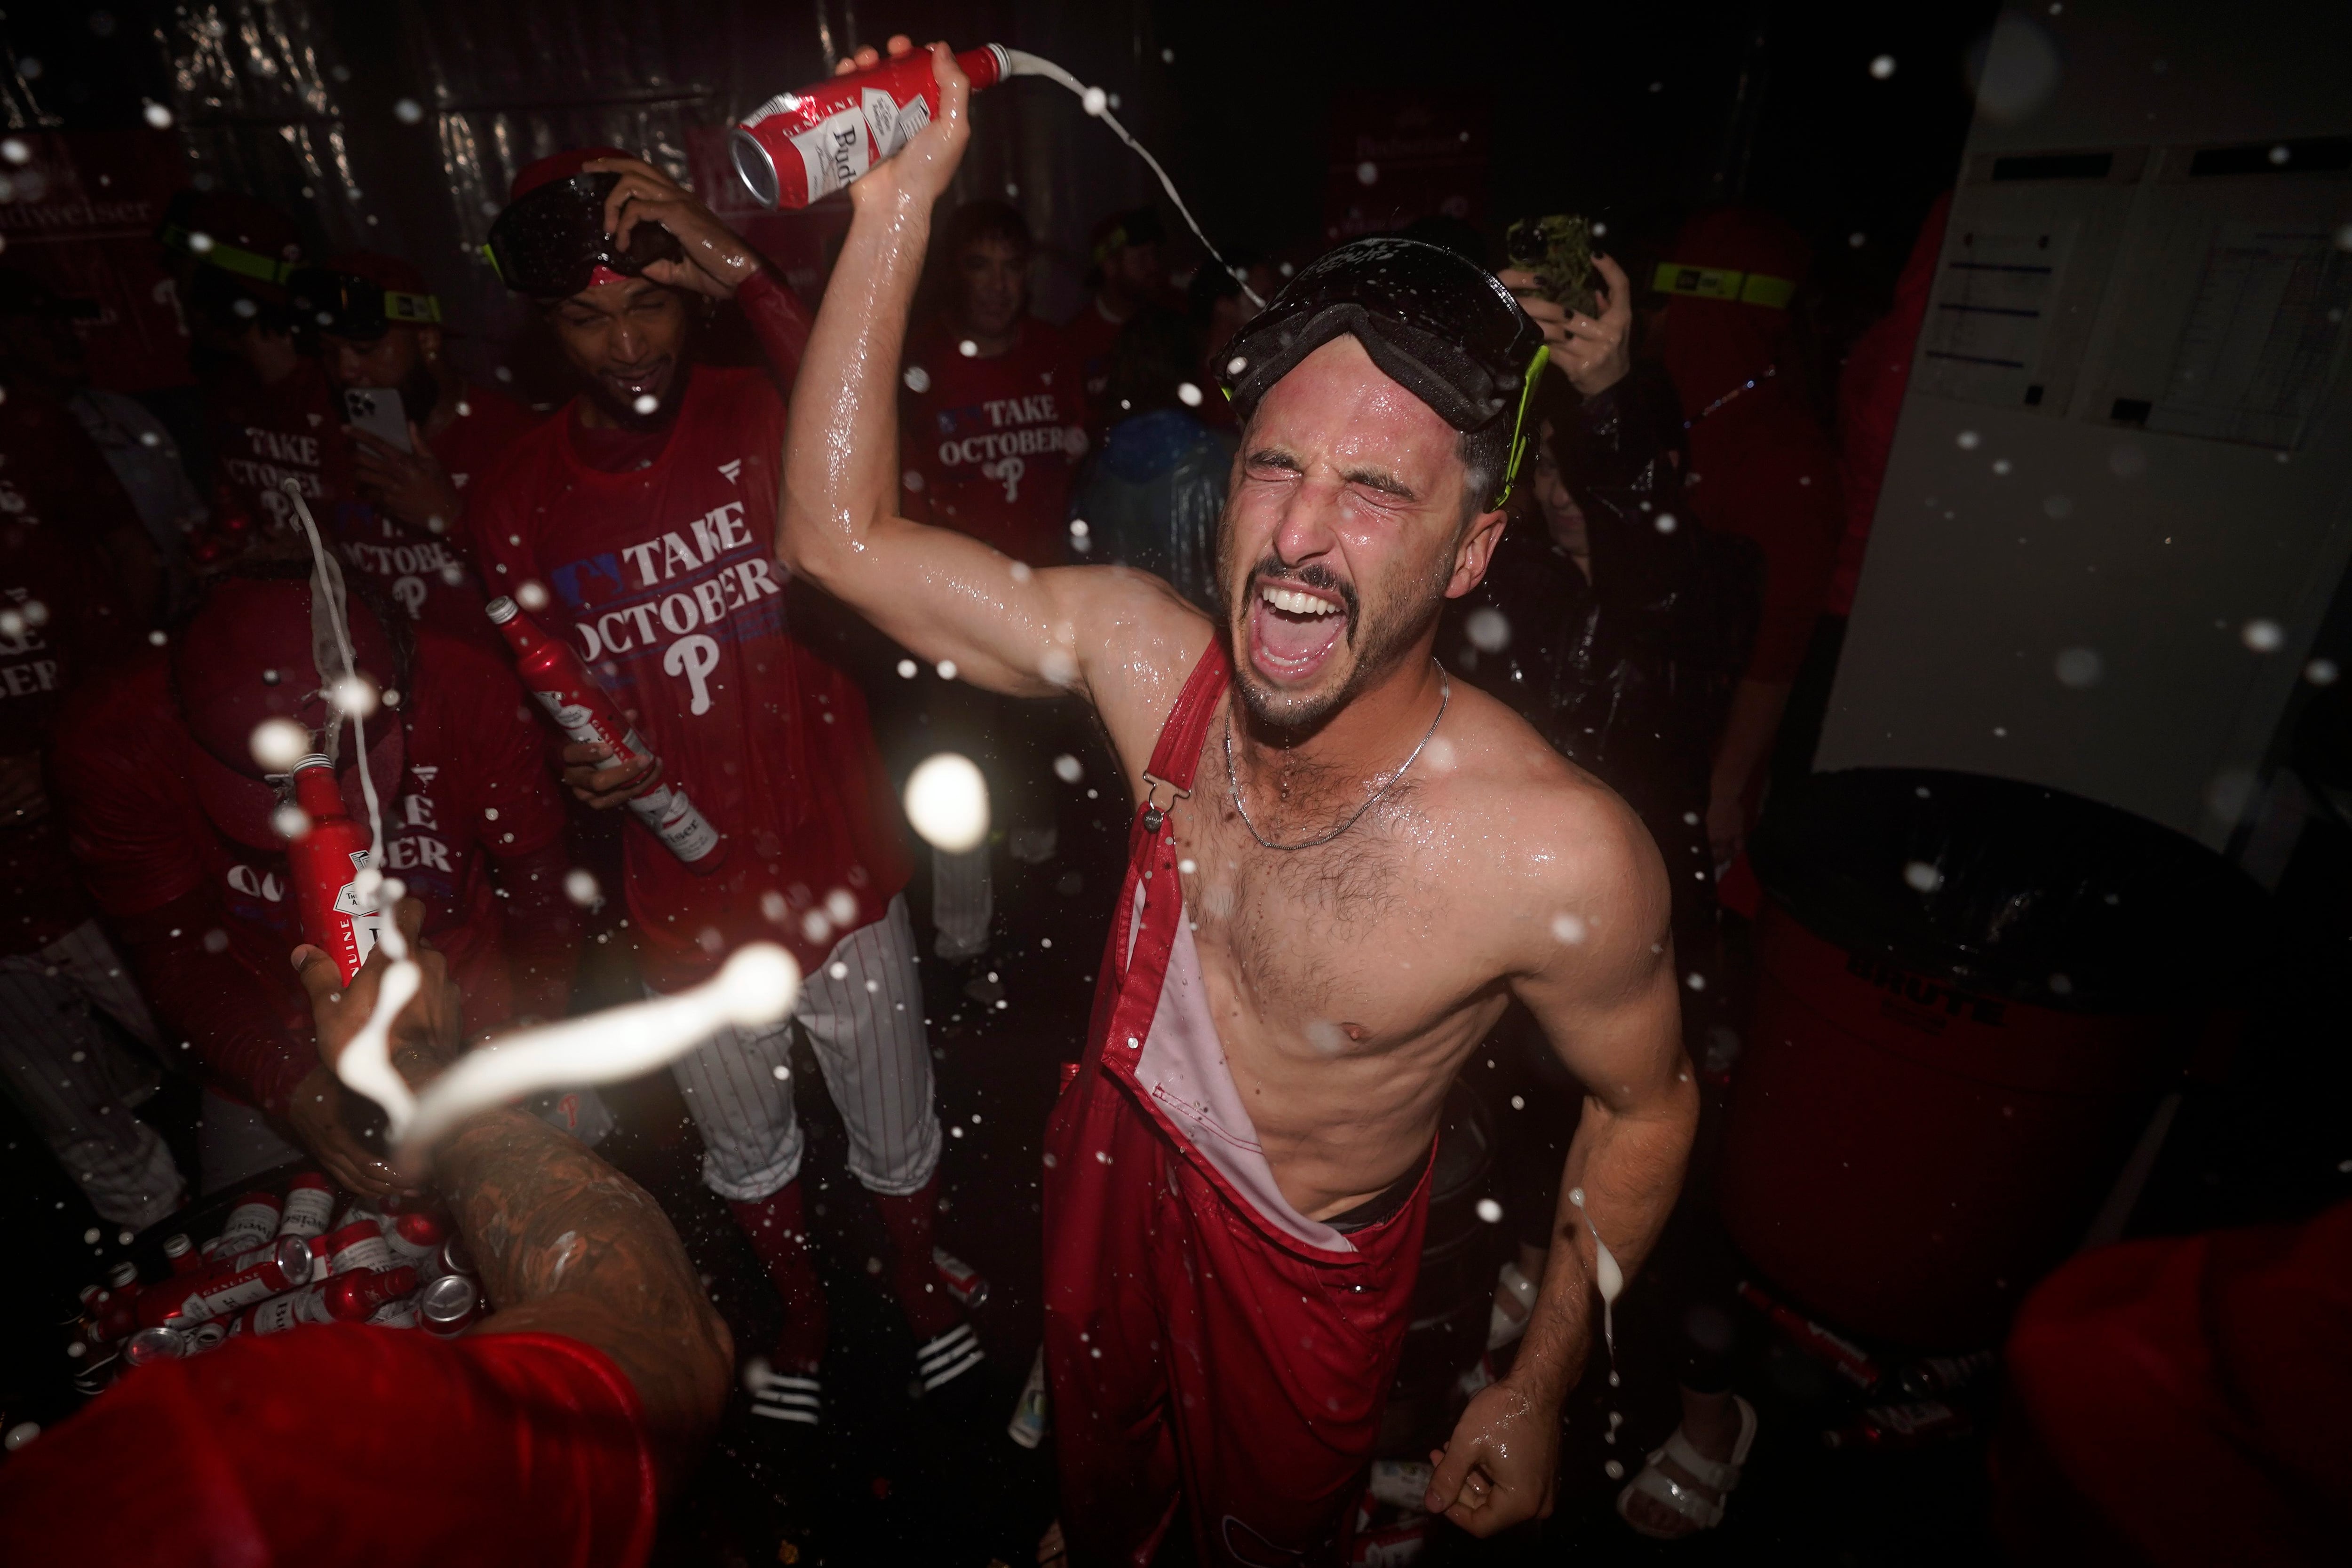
top-left (1490, 342), bottom-right (1550, 510)
top-left (159, 224), bottom-right (293, 286)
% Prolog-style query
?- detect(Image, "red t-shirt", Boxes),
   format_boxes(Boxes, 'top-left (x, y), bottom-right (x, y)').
top-left (469, 364), bottom-right (908, 990)
top-left (0, 1327), bottom-right (657, 1568)
top-left (51, 632), bottom-right (568, 1111)
top-left (900, 318), bottom-right (1088, 566)
top-left (328, 384), bottom-right (541, 645)
top-left (208, 355), bottom-right (349, 535)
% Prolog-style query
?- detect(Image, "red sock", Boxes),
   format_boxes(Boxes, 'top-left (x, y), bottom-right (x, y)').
top-left (870, 1174), bottom-right (961, 1340)
top-left (729, 1182), bottom-right (828, 1374)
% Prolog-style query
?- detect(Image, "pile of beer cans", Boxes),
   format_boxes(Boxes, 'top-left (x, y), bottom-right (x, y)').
top-left (66, 1171), bottom-right (488, 1392)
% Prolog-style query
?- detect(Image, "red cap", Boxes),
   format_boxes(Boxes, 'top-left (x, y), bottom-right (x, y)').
top-left (510, 146), bottom-right (631, 203)
top-left (1659, 206), bottom-right (1814, 412)
top-left (320, 249), bottom-right (432, 298)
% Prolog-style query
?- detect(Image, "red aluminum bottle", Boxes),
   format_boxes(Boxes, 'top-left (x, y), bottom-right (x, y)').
top-left (933, 1247), bottom-right (988, 1309)
top-left (382, 1210), bottom-right (446, 1275)
top-left (150, 1237), bottom-right (315, 1328)
top-left (1821, 1399), bottom-right (1975, 1450)
top-left (93, 1261), bottom-right (143, 1344)
top-left (326, 1220), bottom-right (396, 1277)
top-left (282, 755), bottom-right (383, 983)
top-left (1737, 1279), bottom-right (1883, 1391)
top-left (731, 43), bottom-right (1009, 210)
top-left (216, 1191), bottom-right (284, 1256)
top-left (236, 1266), bottom-right (419, 1336)
top-left (278, 1171), bottom-right (337, 1241)
top-left (485, 598), bottom-right (723, 870)
top-left (161, 1234), bottom-right (203, 1277)
top-left (419, 1274), bottom-right (480, 1338)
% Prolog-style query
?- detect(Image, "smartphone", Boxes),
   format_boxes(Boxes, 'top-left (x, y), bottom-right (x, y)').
top-left (342, 385), bottom-right (412, 453)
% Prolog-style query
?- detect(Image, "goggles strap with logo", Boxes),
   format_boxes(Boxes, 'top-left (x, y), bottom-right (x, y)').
top-left (1652, 261), bottom-right (1796, 310)
top-left (382, 289), bottom-right (441, 325)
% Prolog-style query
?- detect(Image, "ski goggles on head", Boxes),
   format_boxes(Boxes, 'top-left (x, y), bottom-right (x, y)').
top-left (1651, 261), bottom-right (1796, 309)
top-left (158, 223), bottom-right (296, 288)
top-left (482, 172), bottom-right (683, 300)
top-left (287, 267), bottom-right (442, 340)
top-left (1216, 237), bottom-right (1550, 508)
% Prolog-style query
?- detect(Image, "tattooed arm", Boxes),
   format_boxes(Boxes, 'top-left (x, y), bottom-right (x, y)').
top-left (294, 903), bottom-right (732, 1497)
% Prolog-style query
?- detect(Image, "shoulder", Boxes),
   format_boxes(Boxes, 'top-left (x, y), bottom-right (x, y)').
top-left (1426, 681), bottom-right (1668, 947)
top-left (1049, 565), bottom-right (1219, 773)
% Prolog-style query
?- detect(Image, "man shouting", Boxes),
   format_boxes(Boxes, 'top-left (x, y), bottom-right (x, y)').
top-left (785, 41), bottom-right (1697, 1561)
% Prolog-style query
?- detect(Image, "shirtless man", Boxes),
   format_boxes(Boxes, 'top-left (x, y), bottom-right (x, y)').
top-left (782, 40), bottom-right (1698, 1560)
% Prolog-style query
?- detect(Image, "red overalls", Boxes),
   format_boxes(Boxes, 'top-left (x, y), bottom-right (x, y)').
top-left (1042, 638), bottom-right (1433, 1566)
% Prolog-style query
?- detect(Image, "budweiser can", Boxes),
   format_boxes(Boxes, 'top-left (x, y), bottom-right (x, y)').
top-left (485, 598), bottom-right (723, 869)
top-left (121, 1326), bottom-right (187, 1368)
top-left (730, 44), bottom-right (1009, 209)
top-left (282, 755), bottom-right (383, 983)
top-left (933, 1248), bottom-right (988, 1309)
top-left (93, 1262), bottom-right (143, 1344)
top-left (173, 1237), bottom-right (315, 1326)
top-left (278, 1172), bottom-right (337, 1240)
top-left (420, 1274), bottom-right (480, 1338)
top-left (185, 1320), bottom-right (229, 1354)
top-left (238, 1266), bottom-right (419, 1335)
top-left (383, 1211), bottom-right (446, 1274)
top-left (216, 1192), bottom-right (284, 1256)
top-left (1737, 1279), bottom-right (1883, 1391)
top-left (326, 1220), bottom-right (395, 1277)
top-left (335, 1199), bottom-right (385, 1234)
top-left (437, 1235), bottom-right (476, 1279)
top-left (161, 1234), bottom-right (202, 1276)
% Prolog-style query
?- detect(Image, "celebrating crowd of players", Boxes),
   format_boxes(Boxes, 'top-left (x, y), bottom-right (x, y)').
top-left (0, 33), bottom-right (1915, 1565)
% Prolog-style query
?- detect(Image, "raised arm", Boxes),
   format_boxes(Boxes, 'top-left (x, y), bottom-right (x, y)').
top-left (296, 905), bottom-right (731, 1496)
top-left (777, 40), bottom-right (1206, 721)
top-left (1428, 785), bottom-right (1698, 1532)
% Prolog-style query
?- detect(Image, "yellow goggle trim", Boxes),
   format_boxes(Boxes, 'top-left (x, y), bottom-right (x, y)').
top-left (1652, 261), bottom-right (1795, 309)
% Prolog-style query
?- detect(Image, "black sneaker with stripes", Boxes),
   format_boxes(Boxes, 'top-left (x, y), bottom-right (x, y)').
top-left (749, 1366), bottom-right (822, 1428)
top-left (914, 1322), bottom-right (985, 1396)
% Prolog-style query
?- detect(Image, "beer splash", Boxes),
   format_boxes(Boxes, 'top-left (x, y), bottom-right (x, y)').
top-left (1001, 51), bottom-right (1263, 308)
top-left (276, 481), bottom-right (802, 1160)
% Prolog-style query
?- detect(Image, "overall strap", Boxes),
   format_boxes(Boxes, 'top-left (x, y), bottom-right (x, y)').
top-left (1135, 636), bottom-right (1230, 839)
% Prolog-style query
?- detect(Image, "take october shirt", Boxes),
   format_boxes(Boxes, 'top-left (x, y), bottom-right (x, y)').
top-left (900, 318), bottom-right (1087, 565)
top-left (468, 360), bottom-right (908, 990)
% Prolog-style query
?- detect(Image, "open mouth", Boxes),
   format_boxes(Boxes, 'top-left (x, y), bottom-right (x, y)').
top-left (603, 361), bottom-right (672, 411)
top-left (1246, 578), bottom-right (1349, 684)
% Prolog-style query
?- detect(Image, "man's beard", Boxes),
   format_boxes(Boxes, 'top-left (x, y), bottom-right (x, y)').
top-left (1222, 523), bottom-right (1451, 737)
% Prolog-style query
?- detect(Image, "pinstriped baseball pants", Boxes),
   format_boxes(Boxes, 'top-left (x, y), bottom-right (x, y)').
top-left (668, 894), bottom-right (942, 1203)
top-left (0, 920), bottom-right (186, 1229)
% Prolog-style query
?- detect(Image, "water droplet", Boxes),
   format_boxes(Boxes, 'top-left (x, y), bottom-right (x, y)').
top-left (2054, 647), bottom-right (2102, 688)
top-left (1956, 430), bottom-right (1981, 451)
top-left (1081, 86), bottom-right (1108, 116)
top-left (1551, 912), bottom-right (1588, 944)
top-left (394, 98), bottom-right (423, 125)
top-left (563, 869), bottom-right (600, 906)
top-left (1869, 54), bottom-right (1898, 79)
top-left (1176, 381), bottom-right (1202, 407)
top-left (904, 753), bottom-right (990, 852)
top-left (2306, 658), bottom-right (2339, 686)
top-left (902, 364), bottom-right (930, 393)
top-left (632, 394), bottom-right (658, 415)
top-left (1053, 754), bottom-right (1084, 784)
top-left (1356, 160), bottom-right (1379, 185)
top-left (249, 717), bottom-right (310, 772)
top-left (1475, 1198), bottom-right (1503, 1223)
top-left (1464, 607), bottom-right (1510, 653)
top-left (1904, 860), bottom-right (1943, 893)
top-left (142, 101), bottom-right (172, 129)
top-left (2242, 619), bottom-right (2284, 652)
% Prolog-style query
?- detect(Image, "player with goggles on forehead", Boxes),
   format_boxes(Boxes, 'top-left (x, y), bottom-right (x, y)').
top-left (778, 37), bottom-right (1695, 1561)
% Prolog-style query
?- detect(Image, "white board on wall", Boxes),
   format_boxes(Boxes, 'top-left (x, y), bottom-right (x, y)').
top-left (1817, 0), bottom-right (2352, 848)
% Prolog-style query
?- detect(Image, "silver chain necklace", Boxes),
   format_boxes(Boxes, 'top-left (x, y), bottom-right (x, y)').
top-left (1223, 662), bottom-right (1451, 852)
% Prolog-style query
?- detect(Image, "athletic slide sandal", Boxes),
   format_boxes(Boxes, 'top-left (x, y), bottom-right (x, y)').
top-left (916, 1321), bottom-right (986, 1394)
top-left (1486, 1259), bottom-right (1538, 1350)
top-left (1615, 1395), bottom-right (1758, 1539)
top-left (750, 1368), bottom-right (823, 1427)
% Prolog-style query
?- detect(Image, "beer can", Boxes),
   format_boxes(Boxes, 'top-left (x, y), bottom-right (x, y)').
top-left (420, 1274), bottom-right (479, 1338)
top-left (933, 1247), bottom-right (988, 1309)
top-left (176, 1237), bottom-right (315, 1325)
top-left (437, 1235), bottom-right (476, 1279)
top-left (121, 1326), bottom-right (188, 1368)
top-left (216, 1192), bottom-right (284, 1257)
top-left (328, 1220), bottom-right (396, 1276)
top-left (185, 1320), bottom-right (229, 1354)
top-left (278, 1172), bottom-right (337, 1241)
top-left (383, 1211), bottom-right (445, 1274)
top-left (730, 44), bottom-right (1010, 210)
